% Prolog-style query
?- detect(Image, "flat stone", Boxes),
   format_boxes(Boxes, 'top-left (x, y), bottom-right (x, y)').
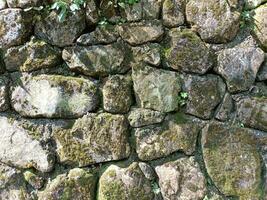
top-left (54, 113), bottom-right (130, 167)
top-left (132, 65), bottom-right (181, 112)
top-left (98, 162), bottom-right (154, 200)
top-left (253, 4), bottom-right (267, 50)
top-left (202, 122), bottom-right (262, 199)
top-left (155, 157), bottom-right (206, 200)
top-left (10, 74), bottom-right (99, 118)
top-left (4, 37), bottom-right (61, 72)
top-left (162, 0), bottom-right (185, 27)
top-left (0, 75), bottom-right (9, 111)
top-left (186, 0), bottom-right (240, 43)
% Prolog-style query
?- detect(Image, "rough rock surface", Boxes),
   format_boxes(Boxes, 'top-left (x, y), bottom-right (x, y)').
top-left (257, 57), bottom-right (267, 81)
top-left (202, 122), bottom-right (262, 199)
top-left (162, 0), bottom-right (185, 27)
top-left (245, 0), bottom-right (267, 9)
top-left (0, 0), bottom-right (6, 9)
top-left (6, 0), bottom-right (42, 8)
top-left (86, 0), bottom-right (99, 26)
top-left (132, 65), bottom-right (181, 112)
top-left (0, 75), bottom-right (9, 111)
top-left (215, 92), bottom-right (234, 121)
top-left (10, 74), bottom-right (99, 118)
top-left (54, 113), bottom-right (130, 167)
top-left (155, 157), bottom-right (206, 200)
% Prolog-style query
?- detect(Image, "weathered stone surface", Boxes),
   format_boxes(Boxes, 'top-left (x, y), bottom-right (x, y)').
top-left (54, 113), bottom-right (130, 167)
top-left (236, 96), bottom-right (267, 132)
top-left (155, 157), bottom-right (206, 200)
top-left (215, 92), bottom-right (234, 121)
top-left (35, 10), bottom-right (86, 47)
top-left (132, 65), bottom-right (180, 112)
top-left (38, 168), bottom-right (97, 200)
top-left (103, 75), bottom-right (133, 113)
top-left (4, 37), bottom-right (61, 72)
top-left (216, 44), bottom-right (264, 93)
top-left (10, 74), bottom-right (99, 118)
top-left (98, 162), bottom-right (154, 200)
top-left (162, 0), bottom-right (185, 27)
top-left (164, 28), bottom-right (214, 74)
top-left (99, 0), bottom-right (118, 23)
top-left (0, 51), bottom-right (4, 74)
top-left (118, 20), bottom-right (164, 45)
top-left (0, 0), bottom-right (6, 9)
top-left (142, 0), bottom-right (162, 19)
top-left (0, 75), bottom-right (9, 111)
top-left (183, 74), bottom-right (225, 119)
top-left (253, 4), bottom-right (267, 50)
top-left (23, 170), bottom-right (44, 190)
top-left (128, 108), bottom-right (165, 127)
top-left (202, 122), bottom-right (262, 199)
top-left (6, 0), bottom-right (41, 8)
top-left (0, 9), bottom-right (32, 49)
top-left (257, 56), bottom-right (267, 81)
top-left (186, 0), bottom-right (240, 43)
top-left (120, 2), bottom-right (142, 22)
top-left (138, 162), bottom-right (157, 180)
top-left (134, 115), bottom-right (202, 160)
top-left (77, 25), bottom-right (118, 45)
top-left (86, 0), bottom-right (99, 26)
top-left (245, 0), bottom-right (267, 9)
top-left (63, 42), bottom-right (131, 77)
top-left (0, 116), bottom-right (54, 172)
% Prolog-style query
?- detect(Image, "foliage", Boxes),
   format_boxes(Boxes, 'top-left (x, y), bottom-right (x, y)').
top-left (151, 181), bottom-right (161, 194)
top-left (240, 10), bottom-right (255, 30)
top-left (177, 91), bottom-right (188, 107)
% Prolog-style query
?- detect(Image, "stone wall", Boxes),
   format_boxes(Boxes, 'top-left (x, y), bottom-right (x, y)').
top-left (0, 0), bottom-right (267, 199)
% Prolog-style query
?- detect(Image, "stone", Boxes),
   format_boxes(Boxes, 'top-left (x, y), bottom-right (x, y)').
top-left (245, 0), bottom-right (267, 9)
top-left (4, 37), bottom-right (61, 72)
top-left (155, 157), bottom-right (206, 200)
top-left (10, 74), bottom-right (99, 118)
top-left (134, 114), bottom-right (202, 160)
top-left (132, 65), bottom-right (181, 112)
top-left (162, 0), bottom-right (185, 27)
top-left (164, 28), bottom-right (214, 74)
top-left (38, 168), bottom-right (97, 200)
top-left (77, 25), bottom-right (119, 45)
top-left (99, 0), bottom-right (118, 23)
top-left (138, 162), bottom-right (157, 180)
top-left (0, 8), bottom-right (32, 49)
top-left (253, 4), bottom-right (267, 50)
top-left (23, 170), bottom-right (44, 190)
top-left (215, 92), bottom-right (234, 121)
top-left (202, 122), bottom-right (262, 199)
top-left (63, 42), bottom-right (131, 77)
top-left (54, 113), bottom-right (130, 167)
top-left (0, 0), bottom-right (6, 9)
top-left (186, 0), bottom-right (240, 43)
top-left (0, 116), bottom-right (54, 172)
top-left (120, 2), bottom-right (142, 22)
top-left (35, 10), bottom-right (86, 47)
top-left (7, 0), bottom-right (41, 8)
top-left (98, 162), bottom-right (154, 200)
top-left (142, 0), bottom-right (162, 19)
top-left (103, 75), bottom-right (133, 113)
top-left (118, 20), bottom-right (164, 45)
top-left (236, 96), bottom-right (267, 132)
top-left (127, 108), bottom-right (165, 128)
top-left (0, 51), bottom-right (4, 74)
top-left (0, 75), bottom-right (9, 111)
top-left (86, 0), bottom-right (99, 26)
top-left (183, 74), bottom-right (225, 119)
top-left (257, 57), bottom-right (267, 81)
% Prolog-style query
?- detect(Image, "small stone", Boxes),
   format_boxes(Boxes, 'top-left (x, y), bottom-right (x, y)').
top-left (155, 157), bottom-right (206, 200)
top-left (63, 42), bottom-right (131, 77)
top-left (10, 74), bottom-right (99, 118)
top-left (54, 113), bottom-right (130, 167)
top-left (23, 170), bottom-right (44, 190)
top-left (35, 10), bottom-right (86, 47)
top-left (162, 0), bottom-right (185, 27)
top-left (86, 0), bottom-right (99, 26)
top-left (38, 168), bottom-right (97, 200)
top-left (183, 74), bottom-right (225, 119)
top-left (4, 37), bottom-right (61, 72)
top-left (164, 28), bottom-right (214, 74)
top-left (118, 20), bottom-right (164, 45)
top-left (215, 92), bottom-right (234, 121)
top-left (0, 75), bottom-right (9, 111)
top-left (103, 75), bottom-right (133, 114)
top-left (202, 122), bottom-right (262, 199)
top-left (128, 108), bottom-right (165, 127)
top-left (236, 96), bottom-right (267, 132)
top-left (7, 0), bottom-right (41, 8)
top-left (216, 43), bottom-right (264, 93)
top-left (98, 162), bottom-right (154, 200)
top-left (186, 0), bottom-right (240, 43)
top-left (0, 8), bottom-right (32, 49)
top-left (253, 4), bottom-right (267, 50)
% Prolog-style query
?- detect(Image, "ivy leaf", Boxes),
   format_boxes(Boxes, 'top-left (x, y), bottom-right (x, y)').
top-left (118, 2), bottom-right (126, 8)
top-left (58, 7), bottom-right (67, 22)
top-left (70, 3), bottom-right (80, 11)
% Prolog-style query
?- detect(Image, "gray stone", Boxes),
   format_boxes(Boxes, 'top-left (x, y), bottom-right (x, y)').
top-left (142, 0), bottom-right (162, 19)
top-left (245, 0), bottom-right (267, 9)
top-left (7, 0), bottom-right (42, 8)
top-left (253, 4), bottom-right (267, 50)
top-left (138, 162), bottom-right (157, 181)
top-left (132, 65), bottom-right (181, 112)
top-left (4, 37), bottom-right (61, 72)
top-left (35, 10), bottom-right (86, 47)
top-left (257, 57), bottom-right (267, 81)
top-left (155, 157), bottom-right (206, 200)
top-left (118, 20), bottom-right (164, 45)
top-left (86, 0), bottom-right (99, 26)
top-left (216, 43), bottom-right (264, 93)
top-left (120, 2), bottom-right (142, 22)
top-left (183, 74), bottom-right (225, 119)
top-left (215, 92), bottom-right (234, 121)
top-left (162, 0), bottom-right (185, 27)
top-left (10, 74), bottom-right (99, 118)
top-left (54, 113), bottom-right (130, 167)
top-left (0, 75), bottom-right (9, 111)
top-left (186, 0), bottom-right (240, 43)
top-left (0, 0), bottom-right (6, 9)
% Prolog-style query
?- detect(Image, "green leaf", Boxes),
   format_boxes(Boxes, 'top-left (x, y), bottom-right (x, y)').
top-left (58, 7), bottom-right (67, 22)
top-left (118, 2), bottom-right (126, 8)
top-left (70, 3), bottom-right (80, 11)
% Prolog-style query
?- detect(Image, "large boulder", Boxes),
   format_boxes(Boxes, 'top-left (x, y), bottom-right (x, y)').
top-left (155, 157), bottom-right (206, 200)
top-left (0, 75), bottom-right (9, 111)
top-left (4, 37), bottom-right (61, 72)
top-left (0, 9), bottom-right (32, 49)
top-left (202, 122), bottom-right (262, 199)
top-left (54, 113), bottom-right (130, 167)
top-left (10, 74), bottom-right (99, 118)
top-left (132, 65), bottom-right (181, 112)
top-left (162, 0), bottom-right (185, 27)
top-left (186, 0), bottom-right (240, 43)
